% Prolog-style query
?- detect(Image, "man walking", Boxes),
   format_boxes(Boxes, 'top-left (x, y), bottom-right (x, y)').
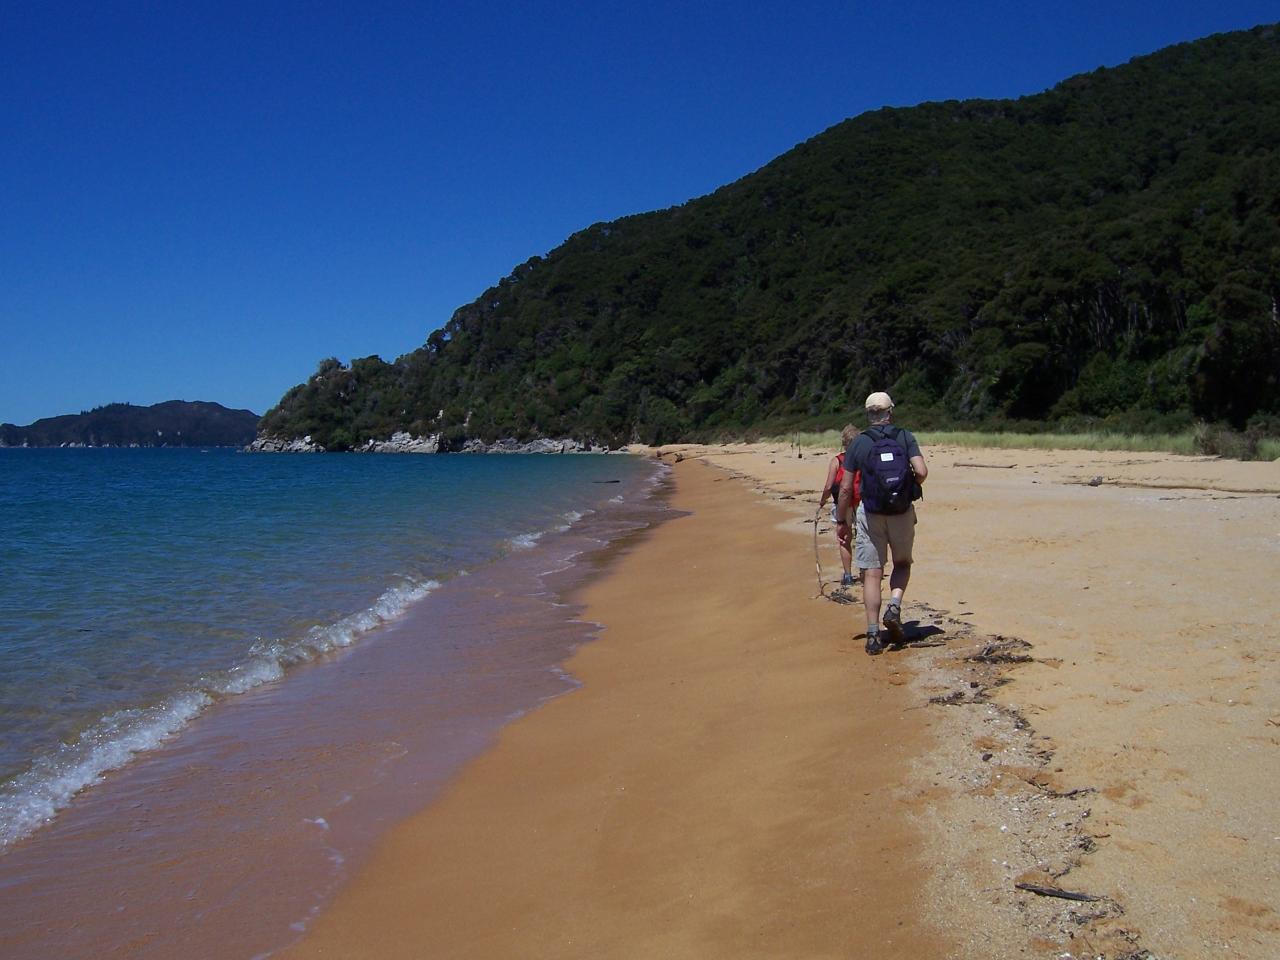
top-left (836, 392), bottom-right (927, 655)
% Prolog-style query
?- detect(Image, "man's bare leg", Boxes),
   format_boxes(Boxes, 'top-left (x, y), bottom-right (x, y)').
top-left (888, 561), bottom-right (911, 606)
top-left (861, 566), bottom-right (883, 631)
top-left (881, 561), bottom-right (911, 644)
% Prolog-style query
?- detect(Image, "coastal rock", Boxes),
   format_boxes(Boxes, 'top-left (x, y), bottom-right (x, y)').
top-left (457, 437), bottom-right (611, 454)
top-left (246, 435), bottom-right (325, 453)
top-left (245, 433), bottom-right (613, 454)
top-left (359, 432), bottom-right (440, 454)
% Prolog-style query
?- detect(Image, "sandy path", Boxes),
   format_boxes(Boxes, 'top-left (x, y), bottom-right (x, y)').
top-left (656, 441), bottom-right (1280, 959)
top-left (282, 460), bottom-right (950, 959)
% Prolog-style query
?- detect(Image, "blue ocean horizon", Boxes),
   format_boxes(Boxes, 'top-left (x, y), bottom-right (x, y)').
top-left (0, 447), bottom-right (658, 848)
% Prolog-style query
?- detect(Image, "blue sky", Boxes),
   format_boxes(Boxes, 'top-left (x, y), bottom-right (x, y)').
top-left (2, 1), bottom-right (1276, 424)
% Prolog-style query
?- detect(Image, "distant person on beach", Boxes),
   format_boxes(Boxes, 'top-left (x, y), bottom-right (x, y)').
top-left (817, 424), bottom-right (858, 587)
top-left (836, 392), bottom-right (927, 655)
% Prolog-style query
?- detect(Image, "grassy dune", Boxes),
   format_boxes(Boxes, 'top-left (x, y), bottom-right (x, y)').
top-left (782, 429), bottom-right (1280, 461)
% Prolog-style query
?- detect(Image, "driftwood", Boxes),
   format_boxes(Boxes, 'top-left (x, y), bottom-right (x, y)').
top-left (1015, 775), bottom-right (1097, 799)
top-left (955, 462), bottom-right (1016, 469)
top-left (1015, 882), bottom-right (1105, 903)
top-left (1048, 786), bottom-right (1096, 799)
top-left (967, 641), bottom-right (1034, 665)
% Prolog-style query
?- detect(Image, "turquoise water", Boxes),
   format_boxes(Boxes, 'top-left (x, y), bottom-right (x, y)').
top-left (0, 448), bottom-right (654, 847)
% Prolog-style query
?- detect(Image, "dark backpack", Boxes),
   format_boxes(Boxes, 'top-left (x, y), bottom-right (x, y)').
top-left (859, 425), bottom-right (918, 515)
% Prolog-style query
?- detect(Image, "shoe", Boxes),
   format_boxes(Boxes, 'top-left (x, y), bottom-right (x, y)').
top-left (865, 630), bottom-right (884, 656)
top-left (882, 603), bottom-right (904, 645)
top-left (840, 572), bottom-right (855, 587)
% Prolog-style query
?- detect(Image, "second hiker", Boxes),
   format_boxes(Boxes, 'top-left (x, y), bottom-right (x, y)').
top-left (817, 423), bottom-right (859, 587)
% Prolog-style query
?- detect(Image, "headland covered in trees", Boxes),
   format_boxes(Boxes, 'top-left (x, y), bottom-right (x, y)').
top-left (0, 401), bottom-right (261, 448)
top-left (258, 24), bottom-right (1280, 452)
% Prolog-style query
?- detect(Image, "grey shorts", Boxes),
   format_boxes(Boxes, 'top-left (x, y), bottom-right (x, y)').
top-left (854, 503), bottom-right (916, 569)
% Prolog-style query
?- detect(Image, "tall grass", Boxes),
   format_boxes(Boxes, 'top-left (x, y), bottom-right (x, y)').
top-left (778, 428), bottom-right (1280, 460)
top-left (916, 430), bottom-right (1199, 454)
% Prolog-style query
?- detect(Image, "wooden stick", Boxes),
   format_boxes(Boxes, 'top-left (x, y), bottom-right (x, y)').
top-left (1015, 882), bottom-right (1104, 902)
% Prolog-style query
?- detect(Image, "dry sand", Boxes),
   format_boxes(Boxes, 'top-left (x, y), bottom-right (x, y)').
top-left (285, 441), bottom-right (1279, 960)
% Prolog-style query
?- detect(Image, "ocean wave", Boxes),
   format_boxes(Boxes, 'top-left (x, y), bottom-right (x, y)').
top-left (0, 577), bottom-right (440, 849)
top-left (508, 531), bottom-right (543, 550)
top-left (553, 509), bottom-right (588, 533)
top-left (0, 691), bottom-right (211, 847)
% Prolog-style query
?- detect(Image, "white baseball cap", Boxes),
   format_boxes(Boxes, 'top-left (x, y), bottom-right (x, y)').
top-left (864, 391), bottom-right (894, 411)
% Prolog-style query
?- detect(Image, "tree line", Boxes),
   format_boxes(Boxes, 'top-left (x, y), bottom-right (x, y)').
top-left (259, 24), bottom-right (1280, 450)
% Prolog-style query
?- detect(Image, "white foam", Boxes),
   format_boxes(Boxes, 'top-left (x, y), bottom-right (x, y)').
top-left (509, 532), bottom-right (543, 550)
top-left (0, 577), bottom-right (442, 849)
top-left (0, 690), bottom-right (211, 847)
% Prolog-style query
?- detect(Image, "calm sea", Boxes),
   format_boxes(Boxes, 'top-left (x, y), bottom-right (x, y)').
top-left (0, 448), bottom-right (667, 958)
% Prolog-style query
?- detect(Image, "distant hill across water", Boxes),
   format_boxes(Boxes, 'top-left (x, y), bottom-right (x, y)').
top-left (260, 24), bottom-right (1280, 449)
top-left (0, 402), bottom-right (261, 448)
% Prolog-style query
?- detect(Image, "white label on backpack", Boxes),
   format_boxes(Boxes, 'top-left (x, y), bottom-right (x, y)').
top-left (880, 452), bottom-right (895, 461)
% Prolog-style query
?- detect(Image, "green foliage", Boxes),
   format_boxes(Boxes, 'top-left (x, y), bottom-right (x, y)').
top-left (258, 25), bottom-right (1280, 451)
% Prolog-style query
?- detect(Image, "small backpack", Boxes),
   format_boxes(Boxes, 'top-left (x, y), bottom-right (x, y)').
top-left (859, 426), bottom-right (917, 515)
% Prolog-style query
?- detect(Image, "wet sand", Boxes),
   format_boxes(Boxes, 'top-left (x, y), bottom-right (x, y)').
top-left (282, 458), bottom-right (950, 958)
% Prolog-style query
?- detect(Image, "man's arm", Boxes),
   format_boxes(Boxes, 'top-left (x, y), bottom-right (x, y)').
top-left (910, 455), bottom-right (927, 483)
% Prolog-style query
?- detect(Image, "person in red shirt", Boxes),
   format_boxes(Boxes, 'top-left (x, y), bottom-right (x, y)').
top-left (817, 423), bottom-right (859, 587)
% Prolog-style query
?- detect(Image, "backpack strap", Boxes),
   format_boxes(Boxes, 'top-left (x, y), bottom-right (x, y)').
top-left (863, 424), bottom-right (900, 442)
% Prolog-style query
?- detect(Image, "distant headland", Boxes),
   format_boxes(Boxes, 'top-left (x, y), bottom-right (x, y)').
top-left (0, 401), bottom-right (261, 448)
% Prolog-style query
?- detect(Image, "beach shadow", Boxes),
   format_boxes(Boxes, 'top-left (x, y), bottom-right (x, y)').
top-left (882, 621), bottom-right (947, 653)
top-left (903, 621), bottom-right (945, 643)
top-left (849, 621), bottom-right (947, 653)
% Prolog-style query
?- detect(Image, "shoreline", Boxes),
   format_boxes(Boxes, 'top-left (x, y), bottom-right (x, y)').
top-left (10, 442), bottom-right (1274, 957)
top-left (280, 457), bottom-right (951, 958)
top-left (0, 455), bottom-right (670, 960)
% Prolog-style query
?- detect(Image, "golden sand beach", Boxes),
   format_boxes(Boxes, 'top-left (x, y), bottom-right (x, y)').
top-left (285, 442), bottom-right (1280, 959)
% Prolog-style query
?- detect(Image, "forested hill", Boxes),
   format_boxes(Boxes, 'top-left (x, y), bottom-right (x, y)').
top-left (260, 24), bottom-right (1280, 450)
top-left (0, 402), bottom-right (260, 448)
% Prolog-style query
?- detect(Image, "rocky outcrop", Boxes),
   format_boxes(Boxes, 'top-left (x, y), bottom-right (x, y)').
top-left (246, 435), bottom-right (325, 453)
top-left (246, 433), bottom-right (614, 454)
top-left (358, 432), bottom-right (440, 454)
top-left (457, 437), bottom-right (611, 454)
